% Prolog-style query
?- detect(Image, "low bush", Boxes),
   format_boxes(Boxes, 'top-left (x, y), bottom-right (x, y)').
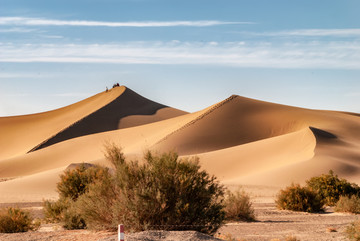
top-left (276, 183), bottom-right (324, 212)
top-left (306, 170), bottom-right (360, 206)
top-left (57, 163), bottom-right (108, 201)
top-left (0, 207), bottom-right (35, 233)
top-left (43, 198), bottom-right (70, 222)
top-left (346, 220), bottom-right (360, 241)
top-left (76, 144), bottom-right (225, 234)
top-left (335, 195), bottom-right (360, 214)
top-left (43, 163), bottom-right (107, 228)
top-left (224, 189), bottom-right (255, 221)
top-left (63, 202), bottom-right (86, 230)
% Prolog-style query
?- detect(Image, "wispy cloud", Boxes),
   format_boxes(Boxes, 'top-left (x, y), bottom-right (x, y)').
top-left (0, 17), bottom-right (251, 27)
top-left (1, 41), bottom-right (359, 69)
top-left (244, 29), bottom-right (360, 37)
top-left (0, 73), bottom-right (47, 79)
top-left (0, 27), bottom-right (37, 33)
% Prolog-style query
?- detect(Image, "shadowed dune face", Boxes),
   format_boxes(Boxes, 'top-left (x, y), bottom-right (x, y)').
top-left (0, 87), bottom-right (359, 202)
top-left (153, 96), bottom-right (311, 155)
top-left (30, 87), bottom-right (187, 152)
top-left (0, 87), bottom-right (125, 160)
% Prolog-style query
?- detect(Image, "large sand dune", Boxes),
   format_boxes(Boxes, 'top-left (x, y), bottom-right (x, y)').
top-left (0, 86), bottom-right (359, 202)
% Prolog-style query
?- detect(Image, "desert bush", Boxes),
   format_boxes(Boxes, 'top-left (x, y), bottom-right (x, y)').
top-left (306, 170), bottom-right (360, 206)
top-left (0, 207), bottom-right (35, 233)
top-left (57, 163), bottom-right (108, 201)
top-left (76, 144), bottom-right (225, 234)
top-left (276, 183), bottom-right (324, 212)
top-left (346, 220), bottom-right (360, 241)
top-left (43, 198), bottom-right (70, 222)
top-left (62, 202), bottom-right (86, 230)
top-left (224, 189), bottom-right (255, 221)
top-left (43, 163), bottom-right (107, 228)
top-left (335, 195), bottom-right (360, 214)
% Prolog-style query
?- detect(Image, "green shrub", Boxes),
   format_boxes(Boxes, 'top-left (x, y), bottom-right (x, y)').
top-left (224, 189), bottom-right (255, 221)
top-left (57, 163), bottom-right (108, 201)
top-left (62, 202), bottom-right (86, 230)
top-left (276, 183), bottom-right (324, 212)
top-left (0, 207), bottom-right (35, 233)
top-left (346, 220), bottom-right (360, 241)
top-left (306, 170), bottom-right (360, 206)
top-left (335, 195), bottom-right (360, 214)
top-left (76, 144), bottom-right (225, 234)
top-left (43, 198), bottom-right (70, 222)
top-left (43, 163), bottom-right (107, 228)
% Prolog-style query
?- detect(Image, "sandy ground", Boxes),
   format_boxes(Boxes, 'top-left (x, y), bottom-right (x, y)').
top-left (0, 86), bottom-right (359, 240)
top-left (0, 185), bottom-right (358, 241)
top-left (1, 86), bottom-right (360, 203)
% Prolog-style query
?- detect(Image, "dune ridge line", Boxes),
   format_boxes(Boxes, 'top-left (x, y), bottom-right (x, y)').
top-left (27, 88), bottom-right (125, 153)
top-left (155, 95), bottom-right (238, 145)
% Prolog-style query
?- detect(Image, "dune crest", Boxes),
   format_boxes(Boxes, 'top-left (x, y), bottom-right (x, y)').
top-left (0, 86), bottom-right (359, 202)
top-left (29, 87), bottom-right (187, 152)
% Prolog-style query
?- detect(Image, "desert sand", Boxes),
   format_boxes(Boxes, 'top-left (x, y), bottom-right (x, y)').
top-left (1, 85), bottom-right (359, 203)
top-left (0, 85), bottom-right (360, 240)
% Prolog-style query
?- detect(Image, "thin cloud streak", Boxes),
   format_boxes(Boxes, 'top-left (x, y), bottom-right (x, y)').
top-left (0, 27), bottom-right (37, 33)
top-left (0, 17), bottom-right (252, 27)
top-left (1, 41), bottom-right (359, 69)
top-left (244, 29), bottom-right (360, 37)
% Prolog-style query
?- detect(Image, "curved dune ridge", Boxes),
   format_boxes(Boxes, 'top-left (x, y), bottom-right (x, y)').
top-left (0, 86), bottom-right (359, 202)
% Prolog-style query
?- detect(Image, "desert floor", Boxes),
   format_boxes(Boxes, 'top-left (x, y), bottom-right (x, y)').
top-left (0, 185), bottom-right (358, 241)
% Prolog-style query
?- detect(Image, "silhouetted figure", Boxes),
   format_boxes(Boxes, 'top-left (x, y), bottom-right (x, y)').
top-left (106, 87), bottom-right (108, 92)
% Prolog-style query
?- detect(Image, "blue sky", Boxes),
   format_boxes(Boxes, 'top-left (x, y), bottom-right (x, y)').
top-left (0, 0), bottom-right (359, 116)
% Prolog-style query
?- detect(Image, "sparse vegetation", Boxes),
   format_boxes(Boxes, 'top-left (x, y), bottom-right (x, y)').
top-left (44, 144), bottom-right (225, 234)
top-left (335, 195), bottom-right (360, 214)
top-left (43, 163), bottom-right (107, 229)
top-left (276, 183), bottom-right (324, 212)
top-left (77, 145), bottom-right (225, 234)
top-left (57, 163), bottom-right (108, 201)
top-left (346, 220), bottom-right (360, 241)
top-left (0, 207), bottom-right (36, 233)
top-left (224, 189), bottom-right (255, 221)
top-left (276, 170), bottom-right (360, 213)
top-left (43, 198), bottom-right (69, 222)
top-left (306, 170), bottom-right (360, 206)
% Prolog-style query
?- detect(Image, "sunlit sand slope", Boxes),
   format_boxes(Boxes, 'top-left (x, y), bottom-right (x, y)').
top-left (0, 88), bottom-right (359, 202)
top-left (0, 87), bottom-right (125, 160)
top-left (30, 87), bottom-right (187, 151)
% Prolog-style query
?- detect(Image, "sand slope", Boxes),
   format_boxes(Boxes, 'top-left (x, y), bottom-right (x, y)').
top-left (0, 87), bottom-right (359, 202)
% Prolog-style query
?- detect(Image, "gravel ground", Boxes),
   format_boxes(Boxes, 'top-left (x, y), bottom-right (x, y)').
top-left (0, 201), bottom-right (359, 240)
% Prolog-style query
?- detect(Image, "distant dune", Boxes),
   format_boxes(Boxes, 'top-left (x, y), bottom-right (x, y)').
top-left (0, 86), bottom-right (359, 202)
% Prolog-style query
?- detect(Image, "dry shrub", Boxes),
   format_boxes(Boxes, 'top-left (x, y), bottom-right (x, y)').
top-left (76, 144), bottom-right (225, 234)
top-left (346, 220), bottom-right (360, 241)
top-left (276, 183), bottom-right (324, 212)
top-left (0, 207), bottom-right (35, 233)
top-left (224, 189), bottom-right (255, 221)
top-left (306, 170), bottom-right (360, 206)
top-left (57, 163), bottom-right (108, 201)
top-left (335, 195), bottom-right (360, 214)
top-left (43, 198), bottom-right (70, 222)
top-left (43, 163), bottom-right (107, 229)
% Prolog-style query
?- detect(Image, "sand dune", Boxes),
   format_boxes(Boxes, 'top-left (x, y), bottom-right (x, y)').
top-left (0, 87), bottom-right (125, 160)
top-left (0, 86), bottom-right (359, 202)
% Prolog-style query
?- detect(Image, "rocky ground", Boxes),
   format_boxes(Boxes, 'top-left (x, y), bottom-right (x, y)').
top-left (0, 200), bottom-right (358, 241)
top-left (1, 186), bottom-right (358, 240)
